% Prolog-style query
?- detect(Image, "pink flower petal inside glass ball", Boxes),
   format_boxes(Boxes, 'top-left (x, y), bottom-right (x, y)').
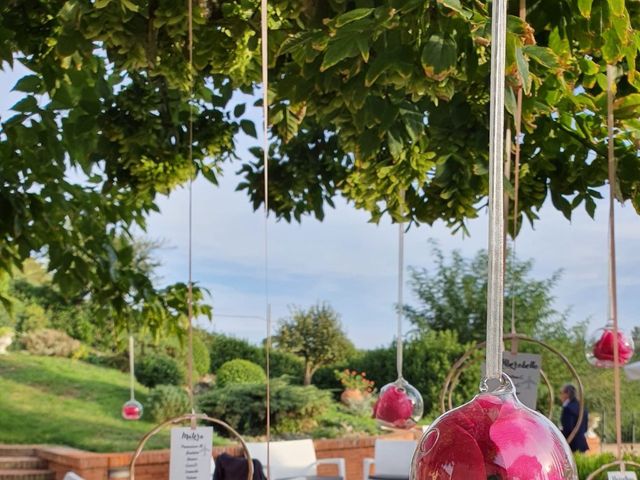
top-left (586, 325), bottom-right (635, 368)
top-left (122, 399), bottom-right (143, 421)
top-left (411, 376), bottom-right (577, 480)
top-left (374, 377), bottom-right (423, 430)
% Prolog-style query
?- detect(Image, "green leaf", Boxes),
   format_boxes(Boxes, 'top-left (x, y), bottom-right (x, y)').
top-left (578, 0), bottom-right (593, 17)
top-left (515, 46), bottom-right (530, 94)
top-left (120, 0), bottom-right (139, 12)
top-left (94, 0), bottom-right (111, 7)
top-left (365, 51), bottom-right (395, 87)
top-left (12, 75), bottom-right (42, 93)
top-left (356, 37), bottom-right (369, 63)
top-left (240, 119), bottom-right (257, 138)
top-left (437, 0), bottom-right (472, 18)
top-left (549, 28), bottom-right (569, 56)
top-left (615, 94), bottom-right (640, 119)
top-left (320, 35), bottom-right (359, 72)
top-left (11, 96), bottom-right (38, 113)
top-left (523, 46), bottom-right (559, 69)
top-left (602, 28), bottom-right (623, 63)
top-left (387, 129), bottom-right (404, 159)
top-left (577, 57), bottom-right (599, 75)
top-left (421, 35), bottom-right (457, 80)
top-left (607, 0), bottom-right (625, 16)
top-left (334, 8), bottom-right (374, 28)
top-left (234, 103), bottom-right (246, 118)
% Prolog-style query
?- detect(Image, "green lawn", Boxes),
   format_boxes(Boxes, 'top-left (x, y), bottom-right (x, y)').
top-left (0, 354), bottom-right (198, 452)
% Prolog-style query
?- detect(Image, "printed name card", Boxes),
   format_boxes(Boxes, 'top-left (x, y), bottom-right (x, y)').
top-left (501, 352), bottom-right (542, 409)
top-left (169, 427), bottom-right (213, 480)
top-left (482, 352), bottom-right (542, 409)
top-left (608, 472), bottom-right (638, 480)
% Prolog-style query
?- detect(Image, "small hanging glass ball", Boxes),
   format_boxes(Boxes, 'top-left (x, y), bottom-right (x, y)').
top-left (122, 399), bottom-right (143, 421)
top-left (373, 377), bottom-right (424, 429)
top-left (585, 323), bottom-right (635, 368)
top-left (411, 375), bottom-right (577, 480)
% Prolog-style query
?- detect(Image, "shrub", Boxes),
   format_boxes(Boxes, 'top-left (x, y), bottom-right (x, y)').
top-left (136, 353), bottom-right (184, 388)
top-left (147, 385), bottom-right (191, 423)
top-left (260, 349), bottom-right (304, 382)
top-left (216, 359), bottom-right (266, 387)
top-left (575, 452), bottom-right (640, 479)
top-left (208, 334), bottom-right (261, 372)
top-left (190, 335), bottom-right (211, 378)
top-left (199, 379), bottom-right (331, 436)
top-left (22, 328), bottom-right (83, 358)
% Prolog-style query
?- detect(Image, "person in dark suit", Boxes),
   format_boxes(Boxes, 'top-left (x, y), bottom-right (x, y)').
top-left (560, 383), bottom-right (589, 452)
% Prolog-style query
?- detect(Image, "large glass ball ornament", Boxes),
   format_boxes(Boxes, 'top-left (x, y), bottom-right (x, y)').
top-left (411, 375), bottom-right (577, 480)
top-left (585, 323), bottom-right (635, 368)
top-left (373, 377), bottom-right (424, 429)
top-left (122, 399), bottom-right (143, 421)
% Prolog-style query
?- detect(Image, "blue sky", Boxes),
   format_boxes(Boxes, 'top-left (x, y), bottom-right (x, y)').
top-left (2, 64), bottom-right (639, 349)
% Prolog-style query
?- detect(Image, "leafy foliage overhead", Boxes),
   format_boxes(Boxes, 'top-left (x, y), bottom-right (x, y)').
top-left (2, 0), bottom-right (639, 323)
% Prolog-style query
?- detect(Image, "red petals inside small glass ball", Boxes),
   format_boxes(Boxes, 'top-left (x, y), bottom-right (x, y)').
top-left (586, 326), bottom-right (635, 368)
top-left (373, 378), bottom-right (424, 429)
top-left (411, 379), bottom-right (577, 480)
top-left (122, 399), bottom-right (143, 421)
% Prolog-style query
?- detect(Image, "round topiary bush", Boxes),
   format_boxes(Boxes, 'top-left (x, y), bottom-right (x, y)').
top-left (147, 385), bottom-right (191, 422)
top-left (216, 359), bottom-right (266, 387)
top-left (136, 353), bottom-right (184, 388)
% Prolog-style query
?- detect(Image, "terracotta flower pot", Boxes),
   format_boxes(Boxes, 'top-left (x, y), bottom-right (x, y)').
top-left (341, 388), bottom-right (365, 405)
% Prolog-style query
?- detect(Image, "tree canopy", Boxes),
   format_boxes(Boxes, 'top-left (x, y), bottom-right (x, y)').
top-left (1, 0), bottom-right (639, 323)
top-left (274, 302), bottom-right (355, 385)
top-left (404, 244), bottom-right (565, 343)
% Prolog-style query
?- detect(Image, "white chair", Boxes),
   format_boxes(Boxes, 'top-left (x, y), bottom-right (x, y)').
top-left (246, 439), bottom-right (345, 480)
top-left (63, 474), bottom-right (85, 480)
top-left (362, 440), bottom-right (417, 480)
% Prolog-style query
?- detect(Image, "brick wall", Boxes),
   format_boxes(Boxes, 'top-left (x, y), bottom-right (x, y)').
top-left (34, 431), bottom-right (419, 480)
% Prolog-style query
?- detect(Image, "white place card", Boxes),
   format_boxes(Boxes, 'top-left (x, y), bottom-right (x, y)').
top-left (608, 472), bottom-right (637, 480)
top-left (169, 427), bottom-right (214, 480)
top-left (482, 352), bottom-right (542, 409)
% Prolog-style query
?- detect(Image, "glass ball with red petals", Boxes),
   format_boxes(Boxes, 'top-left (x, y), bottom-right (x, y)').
top-left (585, 324), bottom-right (635, 368)
top-left (411, 375), bottom-right (577, 480)
top-left (122, 399), bottom-right (143, 421)
top-left (373, 377), bottom-right (424, 430)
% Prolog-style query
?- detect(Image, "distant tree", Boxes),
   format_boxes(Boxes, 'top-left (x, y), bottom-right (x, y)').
top-left (404, 244), bottom-right (564, 344)
top-left (274, 303), bottom-right (354, 386)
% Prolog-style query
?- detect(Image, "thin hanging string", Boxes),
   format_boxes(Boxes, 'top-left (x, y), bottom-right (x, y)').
top-left (186, 0), bottom-right (196, 421)
top-left (260, 0), bottom-right (272, 477)
top-left (606, 64), bottom-right (624, 466)
top-left (485, 0), bottom-right (508, 380)
top-left (509, 0), bottom-right (526, 353)
top-left (396, 219), bottom-right (405, 380)
top-left (129, 335), bottom-right (136, 401)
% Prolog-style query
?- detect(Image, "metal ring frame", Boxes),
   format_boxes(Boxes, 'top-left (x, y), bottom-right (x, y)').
top-left (585, 460), bottom-right (640, 480)
top-left (129, 414), bottom-right (254, 480)
top-left (439, 333), bottom-right (585, 444)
